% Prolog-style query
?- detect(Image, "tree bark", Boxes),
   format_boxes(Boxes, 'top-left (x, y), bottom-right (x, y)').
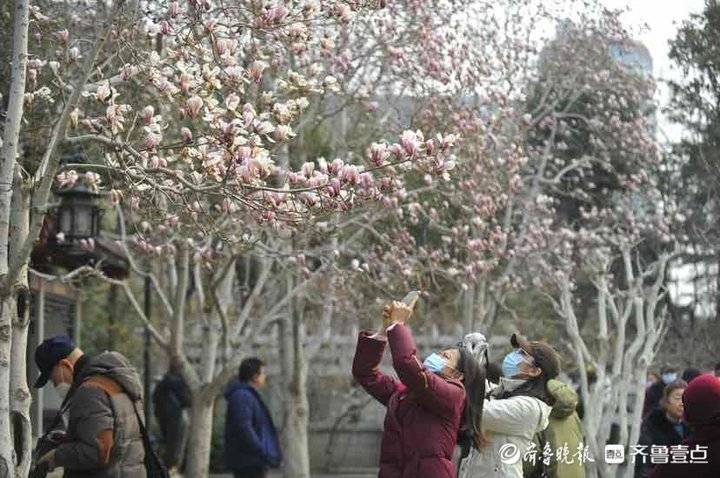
top-left (462, 283), bottom-right (475, 333)
top-left (282, 281), bottom-right (310, 478)
top-left (0, 0), bottom-right (30, 472)
top-left (183, 395), bottom-right (216, 478)
top-left (9, 169), bottom-right (31, 478)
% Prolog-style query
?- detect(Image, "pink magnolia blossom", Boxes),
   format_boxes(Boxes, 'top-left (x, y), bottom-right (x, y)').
top-left (186, 95), bottom-right (204, 117)
top-left (248, 61), bottom-right (268, 83)
top-left (141, 105), bottom-right (155, 125)
top-left (225, 93), bottom-right (240, 111)
top-left (181, 127), bottom-right (193, 143)
top-left (95, 82), bottom-right (112, 103)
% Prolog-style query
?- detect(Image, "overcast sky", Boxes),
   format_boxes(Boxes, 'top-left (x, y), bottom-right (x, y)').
top-left (599, 0), bottom-right (708, 140)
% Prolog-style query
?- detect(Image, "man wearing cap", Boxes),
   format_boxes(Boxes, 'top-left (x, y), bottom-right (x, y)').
top-left (31, 335), bottom-right (147, 478)
top-left (459, 333), bottom-right (561, 478)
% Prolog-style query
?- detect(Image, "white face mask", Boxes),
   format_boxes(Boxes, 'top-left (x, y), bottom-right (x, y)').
top-left (54, 382), bottom-right (71, 401)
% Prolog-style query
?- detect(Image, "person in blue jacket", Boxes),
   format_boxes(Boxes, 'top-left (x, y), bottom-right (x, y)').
top-left (225, 357), bottom-right (282, 478)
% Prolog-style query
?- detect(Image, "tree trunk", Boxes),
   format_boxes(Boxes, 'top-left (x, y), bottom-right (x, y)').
top-left (0, 298), bottom-right (15, 477)
top-left (276, 269), bottom-right (311, 478)
top-left (462, 283), bottom-right (475, 333)
top-left (0, 0), bottom-right (29, 470)
top-left (283, 359), bottom-right (310, 478)
top-left (282, 297), bottom-right (310, 478)
top-left (183, 396), bottom-right (215, 478)
top-left (9, 169), bottom-right (31, 478)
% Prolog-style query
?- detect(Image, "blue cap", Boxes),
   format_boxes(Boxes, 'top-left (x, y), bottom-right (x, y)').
top-left (34, 335), bottom-right (75, 388)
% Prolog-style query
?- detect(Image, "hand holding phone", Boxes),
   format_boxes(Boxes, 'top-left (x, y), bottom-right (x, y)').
top-left (382, 290), bottom-right (421, 329)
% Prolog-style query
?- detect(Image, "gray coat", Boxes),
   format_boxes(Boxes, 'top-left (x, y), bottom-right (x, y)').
top-left (54, 352), bottom-right (147, 478)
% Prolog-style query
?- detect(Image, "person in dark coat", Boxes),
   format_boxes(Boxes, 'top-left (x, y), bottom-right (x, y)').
top-left (224, 357), bottom-right (281, 478)
top-left (352, 299), bottom-right (486, 478)
top-left (153, 360), bottom-right (192, 471)
top-left (30, 335), bottom-right (146, 478)
top-left (650, 374), bottom-right (720, 478)
top-left (635, 380), bottom-right (688, 477)
top-left (643, 367), bottom-right (678, 418)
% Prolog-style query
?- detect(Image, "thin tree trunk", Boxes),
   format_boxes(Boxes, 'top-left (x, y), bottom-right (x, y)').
top-left (462, 283), bottom-right (475, 333)
top-left (183, 395), bottom-right (215, 478)
top-left (171, 246), bottom-right (190, 358)
top-left (283, 284), bottom-right (310, 478)
top-left (0, 1), bottom-right (29, 471)
top-left (9, 168), bottom-right (31, 478)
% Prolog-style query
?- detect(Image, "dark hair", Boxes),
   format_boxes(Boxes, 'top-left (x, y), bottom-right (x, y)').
top-left (512, 378), bottom-right (552, 404)
top-left (714, 362), bottom-right (720, 371)
top-left (239, 357), bottom-right (265, 382)
top-left (499, 370), bottom-right (554, 405)
top-left (681, 368), bottom-right (701, 383)
top-left (486, 362), bottom-right (503, 385)
top-left (456, 348), bottom-right (487, 453)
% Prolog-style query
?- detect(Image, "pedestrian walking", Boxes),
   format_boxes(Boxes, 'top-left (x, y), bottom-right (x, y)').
top-left (352, 299), bottom-right (486, 478)
top-left (153, 360), bottom-right (192, 472)
top-left (224, 357), bottom-right (282, 478)
top-left (635, 380), bottom-right (688, 477)
top-left (650, 374), bottom-right (720, 478)
top-left (29, 335), bottom-right (148, 478)
top-left (458, 333), bottom-right (560, 478)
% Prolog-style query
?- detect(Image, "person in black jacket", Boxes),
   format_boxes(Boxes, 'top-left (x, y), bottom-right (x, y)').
top-left (635, 379), bottom-right (688, 478)
top-left (153, 360), bottom-right (192, 471)
top-left (643, 366), bottom-right (678, 418)
top-left (224, 357), bottom-right (281, 478)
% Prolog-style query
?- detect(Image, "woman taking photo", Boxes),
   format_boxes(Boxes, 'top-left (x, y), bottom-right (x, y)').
top-left (352, 298), bottom-right (485, 478)
top-left (459, 333), bottom-right (560, 478)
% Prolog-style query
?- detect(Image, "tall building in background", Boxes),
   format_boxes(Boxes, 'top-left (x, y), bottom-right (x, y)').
top-left (609, 40), bottom-right (653, 77)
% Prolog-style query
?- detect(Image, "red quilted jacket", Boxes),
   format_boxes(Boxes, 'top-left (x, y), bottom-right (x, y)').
top-left (352, 323), bottom-right (466, 478)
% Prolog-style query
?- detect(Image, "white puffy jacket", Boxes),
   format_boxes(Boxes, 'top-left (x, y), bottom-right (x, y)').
top-left (458, 394), bottom-right (551, 478)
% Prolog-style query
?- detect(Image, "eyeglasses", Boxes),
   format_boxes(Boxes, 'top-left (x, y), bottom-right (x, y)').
top-left (517, 348), bottom-right (536, 365)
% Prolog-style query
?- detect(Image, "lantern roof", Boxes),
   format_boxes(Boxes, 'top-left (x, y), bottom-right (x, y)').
top-left (56, 182), bottom-right (102, 198)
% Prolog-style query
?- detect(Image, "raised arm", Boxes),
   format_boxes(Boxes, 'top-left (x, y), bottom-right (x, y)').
top-left (387, 323), bottom-right (465, 418)
top-left (352, 331), bottom-right (400, 406)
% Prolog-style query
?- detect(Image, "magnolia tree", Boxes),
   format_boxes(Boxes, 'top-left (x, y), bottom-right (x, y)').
top-left (0, 0), bottom-right (458, 475)
top-left (519, 16), bottom-right (679, 478)
top-left (340, 1), bottom-right (655, 333)
top-left (338, 7), bottom-right (679, 478)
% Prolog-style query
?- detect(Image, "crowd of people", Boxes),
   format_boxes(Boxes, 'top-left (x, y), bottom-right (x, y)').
top-left (26, 300), bottom-right (720, 478)
top-left (352, 299), bottom-right (720, 478)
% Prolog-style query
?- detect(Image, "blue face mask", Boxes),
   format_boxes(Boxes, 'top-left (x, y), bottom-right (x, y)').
top-left (423, 353), bottom-right (448, 375)
top-left (662, 373), bottom-right (677, 385)
top-left (502, 350), bottom-right (527, 378)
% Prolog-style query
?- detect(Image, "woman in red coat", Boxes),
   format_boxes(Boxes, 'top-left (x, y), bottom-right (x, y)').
top-left (352, 300), bottom-right (486, 478)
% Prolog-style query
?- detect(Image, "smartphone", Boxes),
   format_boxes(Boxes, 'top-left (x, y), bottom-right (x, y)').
top-left (401, 290), bottom-right (420, 309)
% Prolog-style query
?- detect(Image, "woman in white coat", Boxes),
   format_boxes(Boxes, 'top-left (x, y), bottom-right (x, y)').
top-left (458, 333), bottom-right (561, 478)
